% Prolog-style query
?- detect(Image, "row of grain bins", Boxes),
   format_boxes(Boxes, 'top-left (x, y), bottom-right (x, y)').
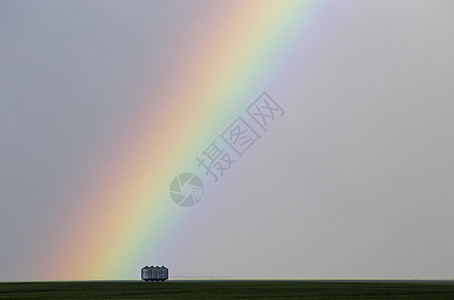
top-left (141, 266), bottom-right (168, 282)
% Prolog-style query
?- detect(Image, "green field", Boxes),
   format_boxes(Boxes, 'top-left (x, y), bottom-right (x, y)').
top-left (0, 280), bottom-right (453, 299)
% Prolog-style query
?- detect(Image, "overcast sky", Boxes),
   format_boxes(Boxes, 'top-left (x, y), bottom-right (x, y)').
top-left (1, 0), bottom-right (454, 280)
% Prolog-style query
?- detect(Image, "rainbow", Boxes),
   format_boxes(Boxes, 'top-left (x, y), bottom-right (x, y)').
top-left (36, 0), bottom-right (329, 280)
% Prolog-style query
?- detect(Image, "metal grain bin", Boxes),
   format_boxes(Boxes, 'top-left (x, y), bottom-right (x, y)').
top-left (150, 266), bottom-right (158, 281)
top-left (161, 266), bottom-right (168, 281)
top-left (141, 266), bottom-right (169, 282)
top-left (141, 266), bottom-right (151, 282)
top-left (155, 267), bottom-right (160, 281)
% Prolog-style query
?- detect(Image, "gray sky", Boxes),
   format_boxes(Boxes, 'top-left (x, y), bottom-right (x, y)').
top-left (1, 0), bottom-right (454, 280)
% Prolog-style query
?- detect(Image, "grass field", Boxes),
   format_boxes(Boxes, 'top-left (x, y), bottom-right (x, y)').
top-left (0, 280), bottom-right (453, 299)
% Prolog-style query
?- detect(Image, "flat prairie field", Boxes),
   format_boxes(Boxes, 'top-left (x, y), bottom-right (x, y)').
top-left (0, 280), bottom-right (453, 299)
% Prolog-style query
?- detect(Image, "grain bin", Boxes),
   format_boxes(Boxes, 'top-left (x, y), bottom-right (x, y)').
top-left (141, 266), bottom-right (168, 282)
top-left (141, 266), bottom-right (151, 282)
